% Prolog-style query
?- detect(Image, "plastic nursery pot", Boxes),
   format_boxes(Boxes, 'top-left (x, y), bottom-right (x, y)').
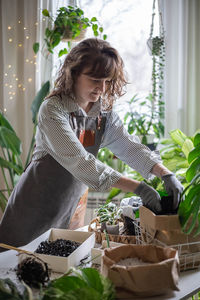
top-left (106, 223), bottom-right (119, 235)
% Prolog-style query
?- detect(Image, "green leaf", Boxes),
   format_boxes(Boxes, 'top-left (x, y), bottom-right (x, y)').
top-left (188, 145), bottom-right (200, 164)
top-left (186, 157), bottom-right (200, 182)
top-left (182, 138), bottom-right (194, 159)
top-left (103, 34), bottom-right (107, 40)
top-left (106, 188), bottom-right (121, 202)
top-left (58, 48), bottom-right (68, 57)
top-left (0, 157), bottom-right (23, 174)
top-left (33, 42), bottom-right (39, 54)
top-left (0, 112), bottom-right (16, 132)
top-left (99, 27), bottom-right (103, 33)
top-left (31, 81), bottom-right (50, 124)
top-left (170, 129), bottom-right (187, 147)
top-left (80, 268), bottom-right (103, 294)
top-left (194, 133), bottom-right (200, 146)
top-left (0, 127), bottom-right (22, 155)
top-left (42, 9), bottom-right (50, 17)
top-left (0, 191), bottom-right (7, 211)
top-left (51, 276), bottom-right (87, 293)
top-left (91, 17), bottom-right (97, 22)
top-left (183, 194), bottom-right (200, 234)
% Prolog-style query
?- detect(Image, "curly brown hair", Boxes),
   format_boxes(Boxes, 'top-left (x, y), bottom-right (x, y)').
top-left (48, 38), bottom-right (128, 110)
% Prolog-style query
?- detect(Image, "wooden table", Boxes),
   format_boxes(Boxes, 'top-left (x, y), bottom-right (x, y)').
top-left (0, 228), bottom-right (200, 300)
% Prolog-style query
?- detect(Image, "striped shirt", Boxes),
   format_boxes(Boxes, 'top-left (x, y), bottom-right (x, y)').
top-left (32, 94), bottom-right (161, 191)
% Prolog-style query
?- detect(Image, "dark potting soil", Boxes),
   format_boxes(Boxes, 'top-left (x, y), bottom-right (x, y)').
top-left (122, 216), bottom-right (137, 235)
top-left (35, 239), bottom-right (81, 257)
top-left (16, 256), bottom-right (50, 288)
top-left (159, 195), bottom-right (178, 215)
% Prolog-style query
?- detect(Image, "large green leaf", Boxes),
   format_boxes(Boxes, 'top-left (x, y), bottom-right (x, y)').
top-left (194, 133), bottom-right (200, 147)
top-left (182, 138), bottom-right (194, 159)
top-left (80, 268), bottom-right (103, 294)
top-left (51, 276), bottom-right (87, 293)
top-left (170, 129), bottom-right (187, 147)
top-left (106, 188), bottom-right (121, 202)
top-left (31, 81), bottom-right (50, 124)
top-left (186, 157), bottom-right (200, 182)
top-left (0, 157), bottom-right (23, 174)
top-left (0, 112), bottom-right (15, 132)
top-left (188, 145), bottom-right (200, 164)
top-left (0, 127), bottom-right (22, 155)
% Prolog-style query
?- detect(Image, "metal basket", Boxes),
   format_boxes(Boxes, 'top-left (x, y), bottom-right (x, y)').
top-left (133, 220), bottom-right (200, 271)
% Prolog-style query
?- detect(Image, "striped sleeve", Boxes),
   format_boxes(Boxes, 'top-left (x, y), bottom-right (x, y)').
top-left (100, 111), bottom-right (162, 179)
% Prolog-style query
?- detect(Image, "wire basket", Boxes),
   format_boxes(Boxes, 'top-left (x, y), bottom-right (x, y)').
top-left (133, 219), bottom-right (200, 272)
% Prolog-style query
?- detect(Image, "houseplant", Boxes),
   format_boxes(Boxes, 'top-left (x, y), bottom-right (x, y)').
top-left (178, 132), bottom-right (200, 235)
top-left (123, 93), bottom-right (164, 147)
top-left (96, 202), bottom-right (122, 235)
top-left (33, 6), bottom-right (107, 57)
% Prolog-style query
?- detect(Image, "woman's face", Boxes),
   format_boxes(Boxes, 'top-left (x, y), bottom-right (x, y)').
top-left (74, 69), bottom-right (111, 111)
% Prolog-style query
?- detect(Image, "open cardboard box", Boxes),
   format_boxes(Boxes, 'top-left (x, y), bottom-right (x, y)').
top-left (139, 205), bottom-right (181, 231)
top-left (19, 228), bottom-right (95, 273)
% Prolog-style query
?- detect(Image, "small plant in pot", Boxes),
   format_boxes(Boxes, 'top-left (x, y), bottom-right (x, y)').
top-left (33, 6), bottom-right (107, 57)
top-left (96, 202), bottom-right (122, 235)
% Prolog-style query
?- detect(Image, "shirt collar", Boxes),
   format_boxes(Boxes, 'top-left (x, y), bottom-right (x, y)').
top-left (61, 93), bottom-right (102, 117)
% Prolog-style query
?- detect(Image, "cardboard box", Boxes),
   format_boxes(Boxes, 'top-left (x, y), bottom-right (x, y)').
top-left (139, 205), bottom-right (181, 231)
top-left (19, 228), bottom-right (95, 273)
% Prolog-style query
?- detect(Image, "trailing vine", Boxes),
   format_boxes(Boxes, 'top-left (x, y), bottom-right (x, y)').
top-left (147, 0), bottom-right (165, 137)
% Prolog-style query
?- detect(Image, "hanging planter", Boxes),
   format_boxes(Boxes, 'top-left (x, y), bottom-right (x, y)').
top-left (33, 6), bottom-right (107, 57)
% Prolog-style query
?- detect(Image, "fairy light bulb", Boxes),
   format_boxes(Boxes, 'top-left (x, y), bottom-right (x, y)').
top-left (28, 78), bottom-right (32, 82)
top-left (18, 43), bottom-right (22, 47)
top-left (4, 108), bottom-right (7, 112)
top-left (8, 65), bottom-right (11, 68)
top-left (9, 38), bottom-right (12, 42)
top-left (8, 26), bottom-right (11, 30)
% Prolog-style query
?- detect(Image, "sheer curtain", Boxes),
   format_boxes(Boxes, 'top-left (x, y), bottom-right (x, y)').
top-left (161, 0), bottom-right (200, 136)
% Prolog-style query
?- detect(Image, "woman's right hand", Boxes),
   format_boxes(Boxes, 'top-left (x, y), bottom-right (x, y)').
top-left (134, 181), bottom-right (162, 214)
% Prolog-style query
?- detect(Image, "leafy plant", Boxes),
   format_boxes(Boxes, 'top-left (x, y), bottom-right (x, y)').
top-left (96, 202), bottom-right (122, 225)
top-left (178, 132), bottom-right (200, 236)
top-left (0, 81), bottom-right (50, 211)
top-left (123, 93), bottom-right (164, 145)
top-left (33, 6), bottom-right (107, 57)
top-left (41, 267), bottom-right (115, 300)
top-left (160, 129), bottom-right (194, 182)
top-left (0, 278), bottom-right (33, 300)
top-left (146, 0), bottom-right (165, 142)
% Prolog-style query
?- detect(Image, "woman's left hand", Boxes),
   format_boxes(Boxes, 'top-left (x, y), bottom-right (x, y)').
top-left (162, 174), bottom-right (184, 209)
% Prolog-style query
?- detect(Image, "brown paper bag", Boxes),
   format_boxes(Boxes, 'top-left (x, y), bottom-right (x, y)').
top-left (101, 244), bottom-right (179, 298)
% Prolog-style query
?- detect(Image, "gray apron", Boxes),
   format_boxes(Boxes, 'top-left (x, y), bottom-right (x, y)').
top-left (0, 113), bottom-right (106, 249)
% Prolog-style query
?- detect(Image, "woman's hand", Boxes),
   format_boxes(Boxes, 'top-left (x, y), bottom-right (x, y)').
top-left (134, 181), bottom-right (162, 214)
top-left (162, 174), bottom-right (184, 209)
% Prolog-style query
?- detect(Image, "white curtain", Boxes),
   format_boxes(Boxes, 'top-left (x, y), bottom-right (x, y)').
top-left (0, 0), bottom-right (53, 164)
top-left (161, 0), bottom-right (200, 137)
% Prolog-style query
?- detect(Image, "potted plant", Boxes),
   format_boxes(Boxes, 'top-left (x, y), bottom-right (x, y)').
top-left (123, 93), bottom-right (164, 148)
top-left (178, 132), bottom-right (200, 235)
top-left (33, 6), bottom-right (107, 57)
top-left (96, 202), bottom-right (122, 235)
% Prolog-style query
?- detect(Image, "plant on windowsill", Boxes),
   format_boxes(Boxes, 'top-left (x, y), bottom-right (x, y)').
top-left (123, 93), bottom-right (164, 148)
top-left (33, 6), bottom-right (107, 57)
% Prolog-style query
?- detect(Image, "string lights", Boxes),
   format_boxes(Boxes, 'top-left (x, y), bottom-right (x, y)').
top-left (2, 18), bottom-right (39, 113)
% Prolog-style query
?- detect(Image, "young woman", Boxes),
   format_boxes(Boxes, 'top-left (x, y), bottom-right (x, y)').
top-left (0, 38), bottom-right (183, 249)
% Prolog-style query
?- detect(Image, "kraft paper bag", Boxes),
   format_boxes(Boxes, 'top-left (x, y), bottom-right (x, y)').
top-left (101, 244), bottom-right (179, 298)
